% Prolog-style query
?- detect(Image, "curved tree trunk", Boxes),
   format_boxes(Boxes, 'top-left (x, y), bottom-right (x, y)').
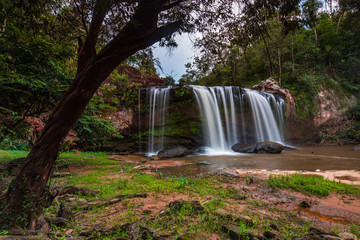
top-left (0, 0), bottom-right (181, 230)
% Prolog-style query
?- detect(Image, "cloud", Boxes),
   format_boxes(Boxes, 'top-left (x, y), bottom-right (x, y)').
top-left (153, 33), bottom-right (196, 80)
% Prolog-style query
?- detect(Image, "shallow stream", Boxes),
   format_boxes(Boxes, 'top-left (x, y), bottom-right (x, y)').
top-left (159, 145), bottom-right (360, 176)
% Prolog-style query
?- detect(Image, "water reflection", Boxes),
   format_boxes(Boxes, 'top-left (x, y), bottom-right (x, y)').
top-left (159, 145), bottom-right (360, 176)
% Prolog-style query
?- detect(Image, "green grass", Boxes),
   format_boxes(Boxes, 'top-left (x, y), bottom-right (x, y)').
top-left (268, 174), bottom-right (360, 197)
top-left (350, 224), bottom-right (360, 238)
top-left (143, 201), bottom-right (223, 237)
top-left (2, 150), bottom-right (359, 239)
top-left (0, 150), bottom-right (114, 165)
top-left (0, 150), bottom-right (29, 162)
top-left (63, 171), bottom-right (245, 200)
top-left (56, 151), bottom-right (116, 167)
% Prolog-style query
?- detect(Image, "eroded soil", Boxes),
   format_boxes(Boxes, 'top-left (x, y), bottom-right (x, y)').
top-left (57, 156), bottom-right (360, 237)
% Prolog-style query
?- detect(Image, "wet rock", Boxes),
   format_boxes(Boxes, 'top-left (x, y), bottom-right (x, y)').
top-left (338, 232), bottom-right (358, 240)
top-left (231, 142), bottom-right (285, 154)
top-left (353, 145), bottom-right (360, 151)
top-left (157, 146), bottom-right (188, 159)
top-left (150, 155), bottom-right (160, 160)
top-left (263, 231), bottom-right (276, 239)
top-left (299, 200), bottom-right (311, 208)
top-left (252, 79), bottom-right (295, 116)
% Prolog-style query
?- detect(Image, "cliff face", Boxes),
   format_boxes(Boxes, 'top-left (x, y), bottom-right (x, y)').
top-left (252, 78), bottom-right (358, 144)
top-left (105, 65), bottom-right (166, 87)
top-left (252, 78), bottom-right (296, 119)
top-left (102, 65), bottom-right (166, 133)
top-left (104, 74), bottom-right (358, 152)
top-left (314, 90), bottom-right (357, 128)
top-left (252, 79), bottom-right (306, 144)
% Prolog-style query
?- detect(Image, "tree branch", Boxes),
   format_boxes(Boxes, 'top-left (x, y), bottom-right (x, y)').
top-left (73, 1), bottom-right (89, 36)
top-left (98, 20), bottom-right (182, 67)
top-left (0, 19), bottom-right (6, 37)
top-left (77, 0), bottom-right (113, 73)
top-left (161, 0), bottom-right (184, 11)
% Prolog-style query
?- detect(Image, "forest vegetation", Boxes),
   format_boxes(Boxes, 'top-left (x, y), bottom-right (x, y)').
top-left (0, 0), bottom-right (359, 236)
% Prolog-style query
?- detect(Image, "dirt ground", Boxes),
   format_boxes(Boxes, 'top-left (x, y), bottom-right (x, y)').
top-left (70, 156), bottom-right (360, 235)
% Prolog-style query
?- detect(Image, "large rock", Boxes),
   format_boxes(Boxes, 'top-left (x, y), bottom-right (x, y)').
top-left (353, 145), bottom-right (360, 151)
top-left (313, 90), bottom-right (357, 128)
top-left (231, 142), bottom-right (285, 154)
top-left (105, 65), bottom-right (166, 87)
top-left (338, 232), bottom-right (358, 240)
top-left (252, 78), bottom-right (296, 119)
top-left (157, 146), bottom-right (188, 159)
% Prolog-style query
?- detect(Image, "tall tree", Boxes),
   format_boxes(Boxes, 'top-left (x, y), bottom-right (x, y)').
top-left (0, 0), bottom-right (232, 230)
top-left (0, 0), bottom-right (78, 145)
top-left (302, 0), bottom-right (323, 44)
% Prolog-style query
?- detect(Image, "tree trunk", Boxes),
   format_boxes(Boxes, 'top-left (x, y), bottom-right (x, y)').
top-left (0, 0), bottom-right (181, 230)
top-left (278, 48), bottom-right (282, 85)
top-left (1, 58), bottom-right (124, 229)
top-left (277, 9), bottom-right (282, 86)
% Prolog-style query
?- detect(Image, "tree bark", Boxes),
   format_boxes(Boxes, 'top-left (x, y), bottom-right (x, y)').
top-left (0, 0), bottom-right (182, 230)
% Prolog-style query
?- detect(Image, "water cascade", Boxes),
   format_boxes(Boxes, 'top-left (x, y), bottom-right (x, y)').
top-left (244, 89), bottom-right (283, 144)
top-left (146, 86), bottom-right (171, 155)
top-left (144, 86), bottom-right (285, 155)
top-left (192, 86), bottom-right (285, 154)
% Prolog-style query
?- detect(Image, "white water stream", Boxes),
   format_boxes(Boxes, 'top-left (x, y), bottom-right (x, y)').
top-left (192, 86), bottom-right (285, 155)
top-left (145, 86), bottom-right (285, 156)
top-left (147, 86), bottom-right (171, 155)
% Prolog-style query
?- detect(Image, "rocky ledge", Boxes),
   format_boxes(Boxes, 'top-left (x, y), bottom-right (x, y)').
top-left (231, 141), bottom-right (285, 153)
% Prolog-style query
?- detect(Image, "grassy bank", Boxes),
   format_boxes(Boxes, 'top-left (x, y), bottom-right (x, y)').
top-left (268, 174), bottom-right (360, 197)
top-left (0, 150), bottom-right (359, 239)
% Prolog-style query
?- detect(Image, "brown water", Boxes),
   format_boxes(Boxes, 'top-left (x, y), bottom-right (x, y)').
top-left (159, 145), bottom-right (360, 176)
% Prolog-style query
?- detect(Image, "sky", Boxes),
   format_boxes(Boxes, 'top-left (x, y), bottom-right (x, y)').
top-left (153, 33), bottom-right (198, 81)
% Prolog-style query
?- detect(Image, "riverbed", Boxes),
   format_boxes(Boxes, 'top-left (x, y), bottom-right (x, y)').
top-left (157, 145), bottom-right (360, 176)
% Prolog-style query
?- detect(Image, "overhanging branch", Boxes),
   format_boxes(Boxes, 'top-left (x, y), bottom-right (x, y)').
top-left (98, 20), bottom-right (182, 64)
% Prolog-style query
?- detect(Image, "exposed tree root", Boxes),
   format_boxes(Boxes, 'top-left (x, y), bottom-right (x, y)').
top-left (56, 186), bottom-right (99, 197)
top-left (71, 193), bottom-right (147, 210)
top-left (79, 222), bottom-right (154, 239)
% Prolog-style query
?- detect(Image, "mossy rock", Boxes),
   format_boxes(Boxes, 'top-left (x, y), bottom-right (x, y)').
top-left (231, 142), bottom-right (285, 154)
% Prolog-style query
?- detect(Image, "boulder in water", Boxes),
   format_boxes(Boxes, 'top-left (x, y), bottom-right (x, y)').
top-left (157, 146), bottom-right (188, 159)
top-left (353, 144), bottom-right (360, 151)
top-left (231, 141), bottom-right (285, 154)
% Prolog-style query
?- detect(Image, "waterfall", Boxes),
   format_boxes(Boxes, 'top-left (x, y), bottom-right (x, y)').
top-left (244, 89), bottom-right (283, 144)
top-left (192, 86), bottom-right (285, 154)
top-left (192, 86), bottom-right (228, 152)
top-left (146, 86), bottom-right (171, 155)
top-left (144, 85), bottom-right (285, 156)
